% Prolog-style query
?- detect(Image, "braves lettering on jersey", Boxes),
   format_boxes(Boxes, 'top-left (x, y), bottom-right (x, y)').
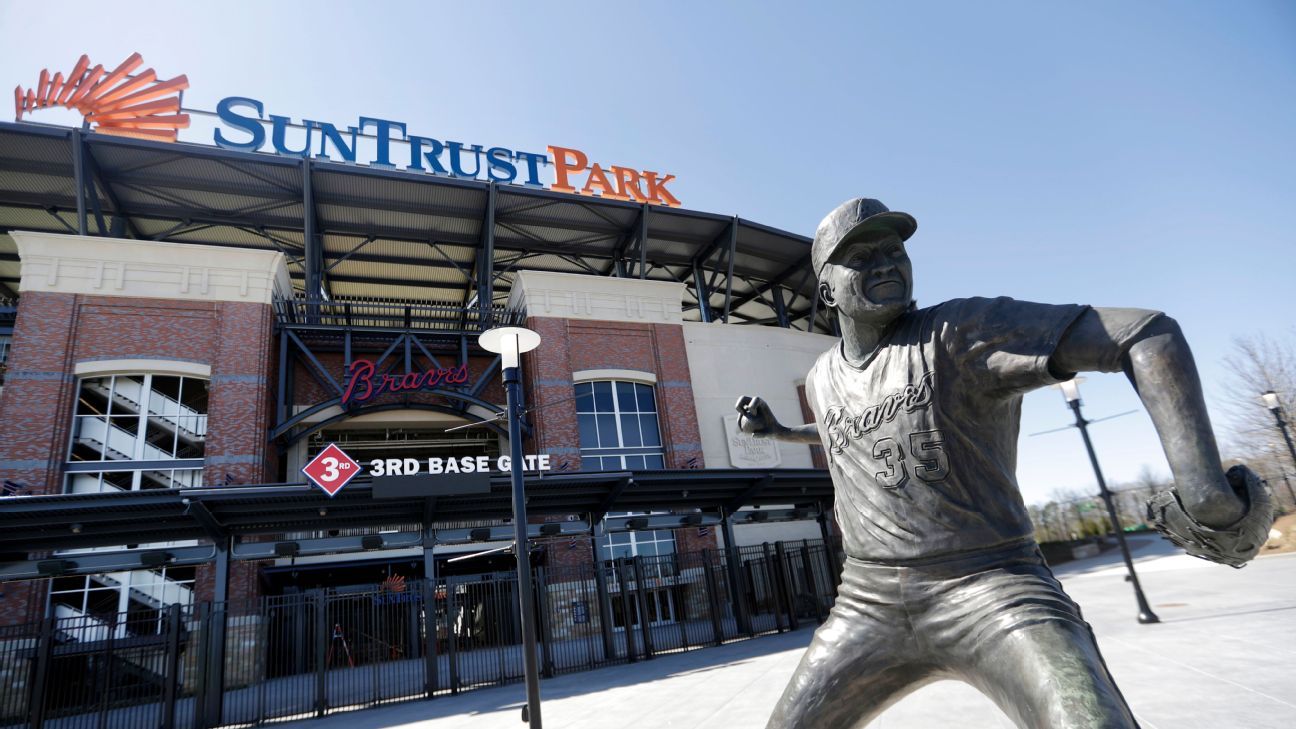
top-left (806, 296), bottom-right (1157, 563)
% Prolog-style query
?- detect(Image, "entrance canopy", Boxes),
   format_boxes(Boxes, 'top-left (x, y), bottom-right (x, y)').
top-left (0, 468), bottom-right (833, 580)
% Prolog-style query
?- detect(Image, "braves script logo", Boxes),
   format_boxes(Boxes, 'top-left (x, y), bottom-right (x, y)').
top-left (823, 371), bottom-right (935, 454)
top-left (341, 358), bottom-right (470, 404)
top-left (15, 53), bottom-right (190, 142)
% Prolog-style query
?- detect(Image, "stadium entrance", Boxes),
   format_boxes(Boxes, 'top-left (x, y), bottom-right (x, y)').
top-left (305, 426), bottom-right (501, 469)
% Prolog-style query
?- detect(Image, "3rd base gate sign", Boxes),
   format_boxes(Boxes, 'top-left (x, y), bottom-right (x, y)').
top-left (302, 443), bottom-right (362, 497)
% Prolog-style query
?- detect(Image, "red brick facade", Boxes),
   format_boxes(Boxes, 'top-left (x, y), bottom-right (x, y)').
top-left (0, 292), bottom-right (277, 494)
top-left (0, 300), bottom-right (723, 624)
top-left (524, 315), bottom-right (717, 559)
top-left (0, 291), bottom-right (278, 623)
top-left (525, 317), bottom-right (705, 472)
top-left (797, 383), bottom-right (828, 470)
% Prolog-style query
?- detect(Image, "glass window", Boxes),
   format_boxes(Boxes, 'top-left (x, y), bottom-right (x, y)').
top-left (55, 374), bottom-right (206, 632)
top-left (575, 379), bottom-right (666, 472)
top-left (599, 511), bottom-right (678, 582)
top-left (0, 334), bottom-right (11, 386)
top-left (66, 374), bottom-right (207, 494)
top-left (49, 566), bottom-right (197, 638)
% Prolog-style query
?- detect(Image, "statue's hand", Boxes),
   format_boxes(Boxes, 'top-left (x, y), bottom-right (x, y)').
top-left (1146, 464), bottom-right (1275, 568)
top-left (735, 395), bottom-right (784, 439)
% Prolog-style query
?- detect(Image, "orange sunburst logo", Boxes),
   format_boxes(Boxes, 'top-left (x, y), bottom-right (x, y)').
top-left (14, 52), bottom-right (190, 143)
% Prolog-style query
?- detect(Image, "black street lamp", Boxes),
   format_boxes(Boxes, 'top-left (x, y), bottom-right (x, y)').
top-left (480, 326), bottom-right (544, 728)
top-left (1261, 391), bottom-right (1296, 509)
top-left (1057, 379), bottom-right (1160, 624)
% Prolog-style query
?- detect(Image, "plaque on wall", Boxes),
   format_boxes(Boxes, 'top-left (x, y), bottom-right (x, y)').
top-left (723, 414), bottom-right (782, 468)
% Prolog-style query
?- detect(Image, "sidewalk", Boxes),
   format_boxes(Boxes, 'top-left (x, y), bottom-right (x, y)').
top-left (274, 538), bottom-right (1296, 728)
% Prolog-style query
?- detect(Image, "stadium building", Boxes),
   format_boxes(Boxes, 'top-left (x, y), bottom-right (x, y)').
top-left (0, 54), bottom-right (840, 728)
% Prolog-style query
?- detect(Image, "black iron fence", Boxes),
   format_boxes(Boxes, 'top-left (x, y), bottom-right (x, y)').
top-left (272, 295), bottom-right (526, 333)
top-left (1, 539), bottom-right (839, 729)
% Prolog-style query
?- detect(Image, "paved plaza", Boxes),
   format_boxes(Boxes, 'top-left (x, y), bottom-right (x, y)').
top-left (275, 537), bottom-right (1296, 728)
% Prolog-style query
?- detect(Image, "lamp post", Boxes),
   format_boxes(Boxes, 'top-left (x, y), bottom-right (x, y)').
top-left (1057, 379), bottom-right (1160, 624)
top-left (1261, 391), bottom-right (1296, 508)
top-left (479, 326), bottom-right (544, 728)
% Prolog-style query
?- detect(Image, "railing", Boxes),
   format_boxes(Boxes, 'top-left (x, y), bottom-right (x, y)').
top-left (81, 379), bottom-right (207, 439)
top-left (3, 603), bottom-right (192, 729)
top-left (1, 539), bottom-right (840, 729)
top-left (273, 295), bottom-right (527, 333)
top-left (281, 519), bottom-right (507, 541)
top-left (72, 417), bottom-right (202, 468)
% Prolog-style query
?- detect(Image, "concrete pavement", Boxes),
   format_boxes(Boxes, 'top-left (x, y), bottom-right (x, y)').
top-left (273, 537), bottom-right (1296, 728)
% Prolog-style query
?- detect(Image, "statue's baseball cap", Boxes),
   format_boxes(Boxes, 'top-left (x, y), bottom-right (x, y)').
top-left (811, 198), bottom-right (917, 277)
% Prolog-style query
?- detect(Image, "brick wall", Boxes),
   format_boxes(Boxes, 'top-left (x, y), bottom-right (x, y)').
top-left (193, 560), bottom-right (264, 607)
top-left (795, 384), bottom-right (837, 537)
top-left (675, 527), bottom-right (719, 553)
top-left (522, 315), bottom-right (716, 561)
top-left (524, 317), bottom-right (705, 471)
top-left (0, 293), bottom-right (277, 491)
top-left (0, 291), bottom-right (81, 497)
top-left (525, 317), bottom-right (582, 472)
top-left (796, 384), bottom-right (829, 470)
top-left (205, 301), bottom-right (277, 486)
top-left (0, 292), bottom-right (278, 624)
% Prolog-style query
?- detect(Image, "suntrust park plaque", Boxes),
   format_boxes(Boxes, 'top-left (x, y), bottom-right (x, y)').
top-left (723, 414), bottom-right (782, 468)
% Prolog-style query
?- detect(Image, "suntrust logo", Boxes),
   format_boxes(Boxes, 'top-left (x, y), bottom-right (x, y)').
top-left (214, 97), bottom-right (681, 206)
top-left (13, 54), bottom-right (682, 206)
top-left (13, 52), bottom-right (190, 142)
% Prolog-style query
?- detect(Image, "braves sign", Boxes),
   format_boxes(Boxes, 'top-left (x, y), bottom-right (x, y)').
top-left (341, 358), bottom-right (469, 405)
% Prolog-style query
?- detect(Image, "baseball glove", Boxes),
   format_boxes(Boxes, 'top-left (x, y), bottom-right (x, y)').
top-left (1146, 464), bottom-right (1274, 568)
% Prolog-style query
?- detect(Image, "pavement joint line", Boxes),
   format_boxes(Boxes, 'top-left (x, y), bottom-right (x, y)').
top-left (1130, 710), bottom-right (1162, 729)
top-left (697, 642), bottom-right (808, 725)
top-left (1106, 634), bottom-right (1296, 710)
top-left (1197, 628), bottom-right (1296, 658)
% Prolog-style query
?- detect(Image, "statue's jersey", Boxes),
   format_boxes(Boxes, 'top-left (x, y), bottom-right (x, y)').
top-left (806, 297), bottom-right (1155, 563)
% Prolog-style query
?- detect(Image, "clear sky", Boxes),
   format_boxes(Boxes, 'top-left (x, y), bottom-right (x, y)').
top-left (2, 1), bottom-right (1293, 505)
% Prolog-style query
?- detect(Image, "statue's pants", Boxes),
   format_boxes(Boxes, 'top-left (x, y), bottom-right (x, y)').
top-left (766, 541), bottom-right (1138, 729)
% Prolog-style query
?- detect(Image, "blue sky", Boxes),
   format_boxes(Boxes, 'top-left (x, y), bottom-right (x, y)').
top-left (2, 1), bottom-right (1293, 505)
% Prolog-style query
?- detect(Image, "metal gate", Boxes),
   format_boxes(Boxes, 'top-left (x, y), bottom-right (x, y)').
top-left (1, 539), bottom-right (838, 728)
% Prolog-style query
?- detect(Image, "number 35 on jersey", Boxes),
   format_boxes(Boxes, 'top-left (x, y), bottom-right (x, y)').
top-left (866, 429), bottom-right (950, 490)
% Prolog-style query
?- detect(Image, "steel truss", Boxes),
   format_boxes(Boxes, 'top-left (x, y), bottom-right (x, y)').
top-left (0, 122), bottom-right (827, 333)
top-left (271, 296), bottom-right (526, 447)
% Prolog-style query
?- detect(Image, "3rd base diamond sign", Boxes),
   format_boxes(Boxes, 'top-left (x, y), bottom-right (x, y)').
top-left (303, 443), bottom-right (362, 497)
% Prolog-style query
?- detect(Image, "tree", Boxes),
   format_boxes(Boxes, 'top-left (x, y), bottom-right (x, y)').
top-left (1219, 332), bottom-right (1296, 509)
top-left (1108, 466), bottom-right (1166, 527)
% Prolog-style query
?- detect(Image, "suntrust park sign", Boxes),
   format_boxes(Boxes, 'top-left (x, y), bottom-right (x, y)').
top-left (213, 97), bottom-right (681, 206)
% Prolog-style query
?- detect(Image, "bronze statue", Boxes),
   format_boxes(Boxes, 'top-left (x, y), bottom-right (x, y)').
top-left (736, 198), bottom-right (1273, 729)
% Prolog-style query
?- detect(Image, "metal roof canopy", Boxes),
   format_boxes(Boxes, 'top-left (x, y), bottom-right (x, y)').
top-left (0, 468), bottom-right (833, 580)
top-left (0, 122), bottom-right (830, 332)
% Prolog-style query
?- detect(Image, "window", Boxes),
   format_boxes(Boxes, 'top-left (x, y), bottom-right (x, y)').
top-left (577, 379), bottom-right (675, 577)
top-left (65, 374), bottom-right (208, 493)
top-left (0, 333), bottom-right (11, 386)
top-left (575, 380), bottom-right (664, 471)
top-left (602, 511), bottom-right (679, 627)
top-left (48, 565), bottom-right (196, 638)
top-left (602, 515), bottom-right (677, 562)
